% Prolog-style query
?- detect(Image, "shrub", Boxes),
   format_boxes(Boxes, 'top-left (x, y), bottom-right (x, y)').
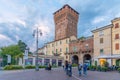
top-left (117, 68), bottom-right (120, 73)
top-left (25, 65), bottom-right (35, 69)
top-left (96, 65), bottom-right (101, 71)
top-left (4, 65), bottom-right (23, 70)
top-left (101, 67), bottom-right (108, 72)
top-left (72, 63), bottom-right (78, 67)
top-left (52, 65), bottom-right (57, 68)
top-left (89, 65), bottom-right (96, 71)
top-left (39, 66), bottom-right (46, 68)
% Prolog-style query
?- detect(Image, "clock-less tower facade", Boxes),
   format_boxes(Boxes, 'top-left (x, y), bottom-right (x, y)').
top-left (54, 4), bottom-right (79, 41)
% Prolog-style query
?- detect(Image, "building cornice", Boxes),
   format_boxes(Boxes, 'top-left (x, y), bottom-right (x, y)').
top-left (91, 24), bottom-right (113, 33)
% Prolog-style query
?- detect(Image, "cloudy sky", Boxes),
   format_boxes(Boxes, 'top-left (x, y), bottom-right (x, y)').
top-left (0, 0), bottom-right (120, 52)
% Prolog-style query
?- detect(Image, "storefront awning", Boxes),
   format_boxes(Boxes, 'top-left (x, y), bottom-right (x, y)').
top-left (96, 55), bottom-right (120, 59)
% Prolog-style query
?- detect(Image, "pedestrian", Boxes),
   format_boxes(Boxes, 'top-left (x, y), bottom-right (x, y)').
top-left (78, 63), bottom-right (82, 76)
top-left (65, 61), bottom-right (68, 74)
top-left (67, 62), bottom-right (72, 77)
top-left (83, 63), bottom-right (88, 75)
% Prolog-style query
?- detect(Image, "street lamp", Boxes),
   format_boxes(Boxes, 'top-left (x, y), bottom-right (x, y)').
top-left (33, 27), bottom-right (42, 71)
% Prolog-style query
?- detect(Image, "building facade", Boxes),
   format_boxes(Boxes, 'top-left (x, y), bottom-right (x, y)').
top-left (112, 18), bottom-right (120, 66)
top-left (92, 17), bottom-right (120, 66)
top-left (54, 4), bottom-right (79, 41)
top-left (92, 25), bottom-right (112, 66)
top-left (67, 36), bottom-right (93, 65)
top-left (46, 36), bottom-right (77, 62)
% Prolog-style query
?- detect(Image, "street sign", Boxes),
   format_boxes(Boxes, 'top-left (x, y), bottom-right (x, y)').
top-left (24, 49), bottom-right (28, 59)
top-left (7, 55), bottom-right (11, 63)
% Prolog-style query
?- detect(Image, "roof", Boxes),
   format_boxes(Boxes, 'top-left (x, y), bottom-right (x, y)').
top-left (111, 17), bottom-right (120, 22)
top-left (53, 4), bottom-right (79, 15)
top-left (91, 24), bottom-right (113, 33)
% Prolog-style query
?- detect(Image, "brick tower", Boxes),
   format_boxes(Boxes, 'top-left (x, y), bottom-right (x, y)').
top-left (54, 4), bottom-right (79, 41)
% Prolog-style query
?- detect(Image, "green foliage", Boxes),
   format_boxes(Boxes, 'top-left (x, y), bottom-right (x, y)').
top-left (1, 45), bottom-right (22, 65)
top-left (79, 36), bottom-right (85, 40)
top-left (96, 65), bottom-right (101, 71)
top-left (117, 68), bottom-right (120, 73)
top-left (25, 65), bottom-right (35, 69)
top-left (1, 45), bottom-right (22, 56)
top-left (101, 67), bottom-right (108, 72)
top-left (39, 66), bottom-right (46, 68)
top-left (95, 61), bottom-right (97, 66)
top-left (72, 63), bottom-right (78, 67)
top-left (18, 40), bottom-right (27, 53)
top-left (4, 65), bottom-right (23, 70)
top-left (89, 65), bottom-right (96, 71)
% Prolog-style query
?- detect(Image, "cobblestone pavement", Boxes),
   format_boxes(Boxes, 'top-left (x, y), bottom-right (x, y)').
top-left (0, 67), bottom-right (120, 80)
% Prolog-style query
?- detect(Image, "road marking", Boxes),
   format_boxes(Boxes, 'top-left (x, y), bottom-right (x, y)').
top-left (72, 74), bottom-right (82, 80)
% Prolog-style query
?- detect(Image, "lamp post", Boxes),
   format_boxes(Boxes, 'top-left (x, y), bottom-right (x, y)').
top-left (33, 27), bottom-right (42, 71)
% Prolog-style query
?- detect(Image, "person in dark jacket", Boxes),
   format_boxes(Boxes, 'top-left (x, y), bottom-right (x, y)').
top-left (83, 63), bottom-right (88, 75)
top-left (67, 62), bottom-right (72, 77)
top-left (78, 63), bottom-right (82, 76)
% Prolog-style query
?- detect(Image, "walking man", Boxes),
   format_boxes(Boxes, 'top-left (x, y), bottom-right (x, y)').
top-left (78, 63), bottom-right (82, 76)
top-left (83, 63), bottom-right (88, 75)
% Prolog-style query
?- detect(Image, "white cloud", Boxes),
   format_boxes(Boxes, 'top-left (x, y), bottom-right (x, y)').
top-left (92, 16), bottom-right (108, 24)
top-left (0, 34), bottom-right (14, 47)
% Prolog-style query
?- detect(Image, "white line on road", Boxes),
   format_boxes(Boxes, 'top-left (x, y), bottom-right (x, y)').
top-left (72, 74), bottom-right (82, 80)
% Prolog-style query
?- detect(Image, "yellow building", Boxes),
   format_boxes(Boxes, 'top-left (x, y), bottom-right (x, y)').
top-left (92, 17), bottom-right (120, 66)
top-left (92, 24), bottom-right (112, 66)
top-left (112, 18), bottom-right (120, 66)
top-left (46, 36), bottom-right (77, 62)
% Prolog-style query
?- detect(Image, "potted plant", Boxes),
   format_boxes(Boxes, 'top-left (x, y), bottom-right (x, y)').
top-left (101, 67), bottom-right (108, 72)
top-left (117, 68), bottom-right (120, 73)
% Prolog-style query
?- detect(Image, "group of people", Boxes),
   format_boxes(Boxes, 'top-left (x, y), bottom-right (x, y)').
top-left (78, 63), bottom-right (88, 76)
top-left (64, 61), bottom-right (88, 77)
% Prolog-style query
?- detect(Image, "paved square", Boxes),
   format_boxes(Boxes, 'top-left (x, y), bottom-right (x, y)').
top-left (0, 67), bottom-right (119, 80)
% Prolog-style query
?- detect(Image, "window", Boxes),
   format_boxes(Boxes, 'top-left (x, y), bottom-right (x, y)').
top-left (60, 48), bottom-right (62, 52)
top-left (115, 34), bottom-right (119, 39)
top-left (60, 41), bottom-right (62, 44)
top-left (100, 49), bottom-right (104, 55)
top-left (115, 23), bottom-right (119, 28)
top-left (66, 47), bottom-right (68, 53)
top-left (56, 49), bottom-right (58, 53)
top-left (66, 39), bottom-right (68, 43)
top-left (115, 43), bottom-right (119, 50)
top-left (85, 44), bottom-right (89, 49)
top-left (52, 43), bottom-right (54, 47)
top-left (66, 56), bottom-right (68, 59)
top-left (99, 31), bottom-right (104, 36)
top-left (100, 38), bottom-right (103, 44)
top-left (73, 46), bottom-right (77, 52)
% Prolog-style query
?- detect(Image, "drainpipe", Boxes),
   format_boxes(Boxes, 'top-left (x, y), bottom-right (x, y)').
top-left (111, 26), bottom-right (113, 66)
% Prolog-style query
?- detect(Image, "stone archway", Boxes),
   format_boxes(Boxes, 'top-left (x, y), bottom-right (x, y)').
top-left (72, 55), bottom-right (79, 64)
top-left (83, 54), bottom-right (91, 66)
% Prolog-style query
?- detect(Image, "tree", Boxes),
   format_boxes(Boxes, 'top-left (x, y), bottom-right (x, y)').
top-left (1, 45), bottom-right (22, 65)
top-left (18, 40), bottom-right (27, 53)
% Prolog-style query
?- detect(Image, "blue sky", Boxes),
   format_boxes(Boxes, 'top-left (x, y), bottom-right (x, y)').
top-left (0, 0), bottom-right (120, 51)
